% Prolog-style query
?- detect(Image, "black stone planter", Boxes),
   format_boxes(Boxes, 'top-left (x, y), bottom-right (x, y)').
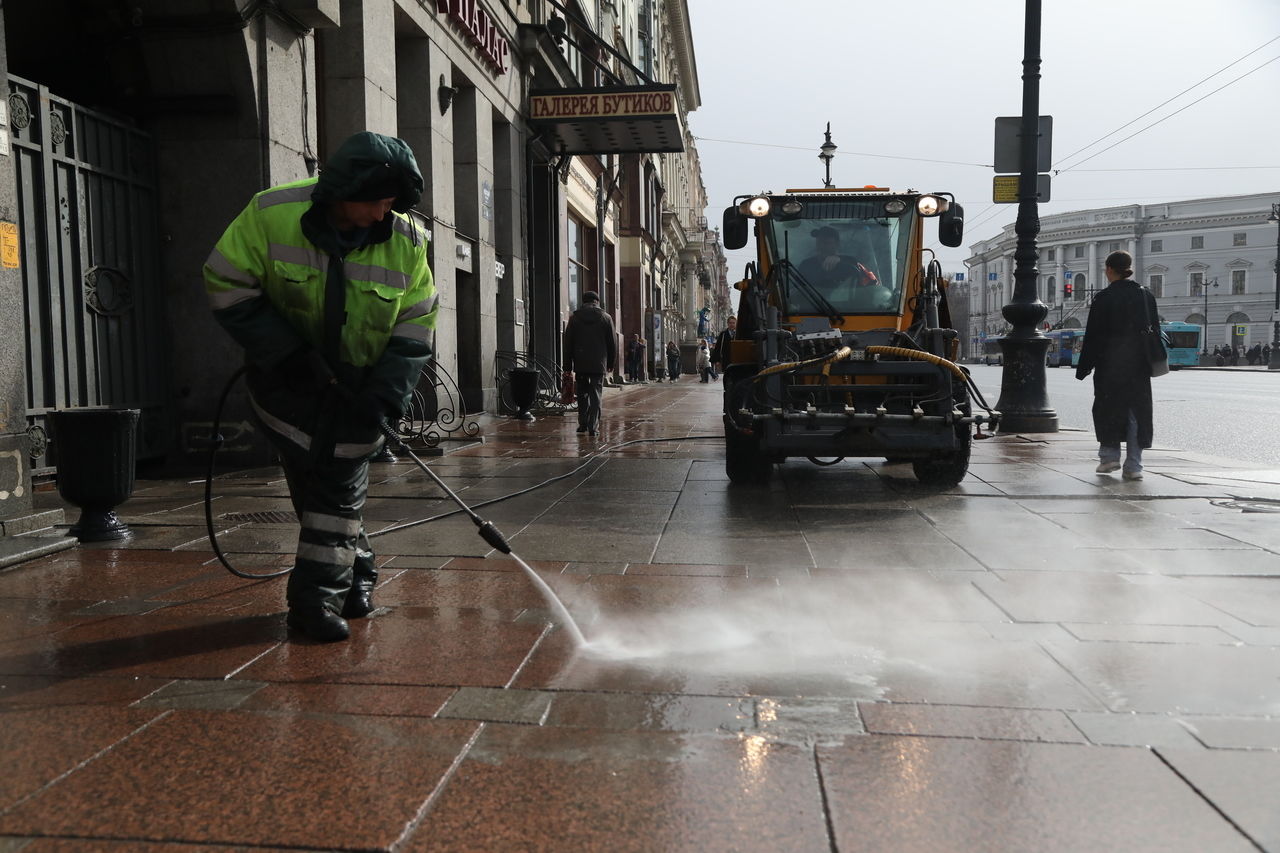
top-left (49, 408), bottom-right (140, 542)
top-left (508, 367), bottom-right (539, 421)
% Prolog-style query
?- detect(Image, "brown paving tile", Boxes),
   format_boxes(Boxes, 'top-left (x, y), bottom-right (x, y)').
top-left (1158, 748), bottom-right (1280, 851)
top-left (0, 598), bottom-right (106, 644)
top-left (440, 555), bottom-right (566, 573)
top-left (238, 682), bottom-right (455, 717)
top-left (0, 675), bottom-right (172, 709)
top-left (0, 710), bottom-right (480, 850)
top-left (0, 707), bottom-right (161, 809)
top-left (406, 724), bottom-right (830, 852)
top-left (818, 735), bottom-right (1258, 852)
top-left (238, 608), bottom-right (547, 687)
top-left (15, 840), bottom-right (271, 852)
top-left (858, 701), bottom-right (1087, 743)
top-left (0, 557), bottom-right (212, 602)
top-left (625, 562), bottom-right (748, 577)
top-left (0, 611), bottom-right (285, 680)
top-left (375, 568), bottom-right (574, 611)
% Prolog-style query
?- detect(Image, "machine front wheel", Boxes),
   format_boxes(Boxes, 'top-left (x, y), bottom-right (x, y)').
top-left (725, 423), bottom-right (772, 484)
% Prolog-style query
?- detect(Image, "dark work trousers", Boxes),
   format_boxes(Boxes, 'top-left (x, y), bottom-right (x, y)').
top-left (269, 427), bottom-right (377, 615)
top-left (576, 372), bottom-right (604, 431)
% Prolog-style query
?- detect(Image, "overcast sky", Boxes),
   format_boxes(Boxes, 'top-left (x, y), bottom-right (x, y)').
top-left (685, 0), bottom-right (1280, 276)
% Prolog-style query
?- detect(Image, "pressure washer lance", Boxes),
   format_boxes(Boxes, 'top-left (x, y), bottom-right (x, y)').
top-left (375, 421), bottom-right (589, 647)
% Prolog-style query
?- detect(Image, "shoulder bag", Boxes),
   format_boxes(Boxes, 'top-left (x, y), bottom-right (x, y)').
top-left (1140, 287), bottom-right (1169, 377)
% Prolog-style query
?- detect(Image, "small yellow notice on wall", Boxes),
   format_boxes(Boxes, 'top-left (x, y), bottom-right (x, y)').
top-left (0, 222), bottom-right (18, 269)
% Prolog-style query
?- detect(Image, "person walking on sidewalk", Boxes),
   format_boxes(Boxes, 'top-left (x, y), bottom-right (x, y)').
top-left (1075, 250), bottom-right (1155, 481)
top-left (204, 131), bottom-right (437, 642)
top-left (564, 291), bottom-right (616, 435)
top-left (696, 344), bottom-right (711, 382)
top-left (665, 340), bottom-right (682, 382)
top-left (711, 315), bottom-right (737, 380)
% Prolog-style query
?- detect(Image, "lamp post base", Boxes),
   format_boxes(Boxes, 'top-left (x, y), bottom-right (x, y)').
top-left (995, 335), bottom-right (1059, 434)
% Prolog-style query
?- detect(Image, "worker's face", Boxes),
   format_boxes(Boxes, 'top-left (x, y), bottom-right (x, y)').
top-left (727, 317), bottom-right (737, 330)
top-left (332, 198), bottom-right (396, 231)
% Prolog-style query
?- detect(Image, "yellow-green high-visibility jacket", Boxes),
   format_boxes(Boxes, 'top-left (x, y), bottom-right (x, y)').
top-left (203, 177), bottom-right (437, 418)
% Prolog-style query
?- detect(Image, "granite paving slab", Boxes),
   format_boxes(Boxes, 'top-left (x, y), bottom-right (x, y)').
top-left (0, 710), bottom-right (480, 851)
top-left (1157, 748), bottom-right (1280, 851)
top-left (818, 735), bottom-right (1258, 853)
top-left (407, 724), bottom-right (830, 852)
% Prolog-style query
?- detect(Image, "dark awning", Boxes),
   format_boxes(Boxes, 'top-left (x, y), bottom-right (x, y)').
top-left (529, 84), bottom-right (684, 154)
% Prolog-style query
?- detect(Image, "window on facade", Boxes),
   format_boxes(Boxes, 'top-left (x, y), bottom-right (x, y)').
top-left (1108, 242), bottom-right (1120, 252)
top-left (1073, 273), bottom-right (1086, 300)
top-left (566, 214), bottom-right (596, 310)
top-left (1073, 246), bottom-right (1084, 259)
top-left (1233, 232), bottom-right (1247, 247)
top-left (1232, 269), bottom-right (1246, 294)
top-left (1191, 236), bottom-right (1204, 250)
top-left (1151, 239), bottom-right (1162, 252)
top-left (1148, 274), bottom-right (1163, 297)
top-left (1190, 271), bottom-right (1204, 296)
top-left (1046, 248), bottom-right (1056, 261)
top-left (1046, 275), bottom-right (1055, 304)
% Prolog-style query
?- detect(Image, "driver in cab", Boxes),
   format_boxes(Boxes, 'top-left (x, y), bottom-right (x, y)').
top-left (796, 226), bottom-right (893, 311)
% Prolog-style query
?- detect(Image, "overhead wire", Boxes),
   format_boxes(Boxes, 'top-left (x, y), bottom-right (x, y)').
top-left (1052, 35), bottom-right (1280, 172)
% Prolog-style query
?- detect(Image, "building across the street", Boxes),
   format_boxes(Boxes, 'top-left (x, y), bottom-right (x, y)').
top-left (0, 0), bottom-right (729, 525)
top-left (959, 192), bottom-right (1280, 361)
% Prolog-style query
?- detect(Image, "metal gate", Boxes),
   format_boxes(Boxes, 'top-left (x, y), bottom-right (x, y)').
top-left (8, 75), bottom-right (166, 474)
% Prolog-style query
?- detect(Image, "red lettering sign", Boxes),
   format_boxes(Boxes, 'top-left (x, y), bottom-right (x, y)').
top-left (437, 0), bottom-right (509, 74)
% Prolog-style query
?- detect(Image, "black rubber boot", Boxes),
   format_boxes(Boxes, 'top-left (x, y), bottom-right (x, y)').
top-left (341, 578), bottom-right (375, 619)
top-left (287, 606), bottom-right (350, 642)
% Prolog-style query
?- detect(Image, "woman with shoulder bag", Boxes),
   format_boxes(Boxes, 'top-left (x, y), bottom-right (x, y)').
top-left (1075, 250), bottom-right (1158, 481)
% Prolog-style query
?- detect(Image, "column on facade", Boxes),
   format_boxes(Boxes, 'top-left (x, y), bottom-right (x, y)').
top-left (320, 0), bottom-right (397, 152)
top-left (451, 85), bottom-right (497, 413)
top-left (1087, 242), bottom-right (1098, 300)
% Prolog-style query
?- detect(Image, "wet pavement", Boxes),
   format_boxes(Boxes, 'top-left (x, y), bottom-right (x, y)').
top-left (2, 379), bottom-right (1280, 851)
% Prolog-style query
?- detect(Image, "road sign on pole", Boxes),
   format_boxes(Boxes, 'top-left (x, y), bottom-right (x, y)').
top-left (994, 116), bottom-right (1053, 173)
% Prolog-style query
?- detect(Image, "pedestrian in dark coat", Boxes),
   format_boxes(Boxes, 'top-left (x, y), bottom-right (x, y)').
top-left (711, 316), bottom-right (737, 379)
top-left (1076, 250), bottom-right (1155, 481)
top-left (564, 291), bottom-right (616, 435)
top-left (665, 340), bottom-right (681, 381)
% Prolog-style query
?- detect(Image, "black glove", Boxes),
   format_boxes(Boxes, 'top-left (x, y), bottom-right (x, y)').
top-left (277, 348), bottom-right (335, 394)
top-left (354, 391), bottom-right (393, 429)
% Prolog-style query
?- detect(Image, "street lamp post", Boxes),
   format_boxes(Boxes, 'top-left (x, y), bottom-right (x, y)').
top-left (1200, 276), bottom-right (1218, 360)
top-left (818, 123), bottom-right (837, 188)
top-left (994, 0), bottom-right (1058, 432)
top-left (1269, 203), bottom-right (1280, 370)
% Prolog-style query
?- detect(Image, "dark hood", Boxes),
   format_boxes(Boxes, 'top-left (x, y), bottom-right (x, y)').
top-left (311, 132), bottom-right (423, 213)
top-left (573, 304), bottom-right (607, 323)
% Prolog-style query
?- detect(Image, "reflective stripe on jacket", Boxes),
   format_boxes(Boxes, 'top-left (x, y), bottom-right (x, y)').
top-left (203, 177), bottom-right (437, 371)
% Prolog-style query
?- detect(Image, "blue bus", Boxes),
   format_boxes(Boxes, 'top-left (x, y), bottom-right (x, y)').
top-left (1161, 321), bottom-right (1200, 369)
top-left (1045, 328), bottom-right (1083, 367)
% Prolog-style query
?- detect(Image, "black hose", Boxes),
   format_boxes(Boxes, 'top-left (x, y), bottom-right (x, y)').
top-left (204, 366), bottom-right (292, 579)
top-left (203, 363), bottom-right (721, 577)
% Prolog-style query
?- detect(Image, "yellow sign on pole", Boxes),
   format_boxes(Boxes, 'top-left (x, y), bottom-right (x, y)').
top-left (0, 222), bottom-right (19, 269)
top-left (992, 174), bottom-right (1051, 204)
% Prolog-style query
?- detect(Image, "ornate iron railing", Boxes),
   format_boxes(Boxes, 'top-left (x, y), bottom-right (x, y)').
top-left (392, 360), bottom-right (481, 447)
top-left (493, 350), bottom-right (576, 414)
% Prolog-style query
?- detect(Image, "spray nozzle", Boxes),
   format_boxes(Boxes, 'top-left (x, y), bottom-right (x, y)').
top-left (477, 520), bottom-right (512, 554)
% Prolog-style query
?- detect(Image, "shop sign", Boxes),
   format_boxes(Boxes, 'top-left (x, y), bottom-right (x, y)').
top-left (529, 84), bottom-right (683, 154)
top-left (435, 0), bottom-right (509, 74)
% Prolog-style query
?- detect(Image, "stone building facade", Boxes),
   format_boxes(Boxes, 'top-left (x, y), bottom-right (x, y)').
top-left (963, 192), bottom-right (1280, 358)
top-left (0, 0), bottom-right (728, 526)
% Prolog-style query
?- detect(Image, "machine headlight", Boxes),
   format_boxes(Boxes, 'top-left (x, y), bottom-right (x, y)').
top-left (740, 196), bottom-right (771, 218)
top-left (780, 200), bottom-right (803, 216)
top-left (916, 195), bottom-right (949, 217)
top-left (884, 199), bottom-right (907, 215)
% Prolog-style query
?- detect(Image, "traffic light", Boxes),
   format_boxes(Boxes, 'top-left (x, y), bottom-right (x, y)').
top-left (1063, 280), bottom-right (1073, 298)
